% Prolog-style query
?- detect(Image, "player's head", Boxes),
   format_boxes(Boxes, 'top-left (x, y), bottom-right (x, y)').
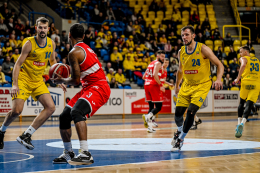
top-left (157, 50), bottom-right (166, 64)
top-left (163, 58), bottom-right (169, 69)
top-left (239, 46), bottom-right (250, 57)
top-left (35, 17), bottom-right (49, 39)
top-left (69, 23), bottom-right (85, 44)
top-left (181, 26), bottom-right (195, 46)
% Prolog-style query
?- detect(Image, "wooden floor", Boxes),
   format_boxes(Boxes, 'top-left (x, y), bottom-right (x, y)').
top-left (1, 115), bottom-right (260, 173)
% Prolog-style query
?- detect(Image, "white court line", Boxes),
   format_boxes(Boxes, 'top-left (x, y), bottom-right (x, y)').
top-left (0, 151), bottom-right (34, 164)
top-left (22, 151), bottom-right (260, 173)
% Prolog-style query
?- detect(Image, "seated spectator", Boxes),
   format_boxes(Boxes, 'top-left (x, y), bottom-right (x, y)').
top-left (123, 55), bottom-right (135, 81)
top-left (227, 46), bottom-right (237, 62)
top-left (9, 34), bottom-right (18, 48)
top-left (159, 34), bottom-right (167, 48)
top-left (158, 0), bottom-right (166, 11)
top-left (7, 18), bottom-right (14, 35)
top-left (105, 62), bottom-right (112, 74)
top-left (83, 26), bottom-right (95, 45)
top-left (98, 28), bottom-right (105, 38)
top-left (133, 56), bottom-right (143, 79)
top-left (211, 64), bottom-right (217, 76)
top-left (61, 30), bottom-right (68, 46)
top-left (195, 32), bottom-right (205, 44)
top-left (0, 2), bottom-right (8, 16)
top-left (49, 22), bottom-right (56, 35)
top-left (221, 59), bottom-right (228, 72)
top-left (61, 43), bottom-right (71, 59)
top-left (135, 48), bottom-right (144, 61)
top-left (145, 40), bottom-right (153, 52)
top-left (115, 68), bottom-right (126, 86)
top-left (2, 41), bottom-right (12, 57)
top-left (11, 48), bottom-right (20, 63)
top-left (176, 39), bottom-right (183, 50)
top-left (110, 47), bottom-right (123, 70)
top-left (132, 31), bottom-right (140, 44)
top-left (118, 35), bottom-right (125, 46)
top-left (141, 57), bottom-right (148, 72)
top-left (110, 77), bottom-right (118, 88)
top-left (2, 9), bottom-right (10, 23)
top-left (105, 31), bottom-right (112, 45)
top-left (126, 48), bottom-right (135, 61)
top-left (201, 18), bottom-right (211, 31)
top-left (23, 30), bottom-right (31, 38)
top-left (17, 35), bottom-right (24, 49)
top-left (152, 40), bottom-right (159, 52)
top-left (224, 32), bottom-right (233, 47)
top-left (107, 7), bottom-right (116, 20)
top-left (172, 9), bottom-right (181, 24)
top-left (115, 7), bottom-right (126, 22)
top-left (229, 58), bottom-right (239, 78)
top-left (94, 4), bottom-right (99, 16)
top-left (111, 32), bottom-right (118, 46)
top-left (157, 24), bottom-right (165, 37)
top-left (10, 9), bottom-right (18, 23)
top-left (164, 40), bottom-right (172, 56)
top-left (0, 19), bottom-right (8, 36)
top-left (107, 68), bottom-right (115, 82)
top-left (65, 1), bottom-right (74, 19)
top-left (51, 29), bottom-right (60, 43)
top-left (101, 34), bottom-right (108, 49)
top-left (96, 12), bottom-right (105, 24)
top-left (223, 73), bottom-right (232, 90)
top-left (133, 21), bottom-right (142, 34)
top-left (126, 35), bottom-right (134, 48)
top-left (214, 46), bottom-right (223, 60)
top-left (0, 66), bottom-right (8, 84)
top-left (145, 24), bottom-right (155, 37)
top-left (195, 25), bottom-right (203, 35)
top-left (126, 21), bottom-right (134, 37)
top-left (190, 11), bottom-right (199, 25)
top-left (168, 31), bottom-right (177, 46)
top-left (149, 0), bottom-right (158, 11)
top-left (95, 36), bottom-right (103, 57)
top-left (170, 59), bottom-right (179, 72)
top-left (204, 28), bottom-right (211, 40)
top-left (14, 19), bottom-right (25, 36)
top-left (213, 28), bottom-right (221, 40)
top-left (2, 56), bottom-right (14, 78)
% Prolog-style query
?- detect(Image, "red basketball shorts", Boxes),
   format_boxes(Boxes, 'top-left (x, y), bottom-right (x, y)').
top-left (67, 81), bottom-right (111, 118)
top-left (144, 84), bottom-right (163, 102)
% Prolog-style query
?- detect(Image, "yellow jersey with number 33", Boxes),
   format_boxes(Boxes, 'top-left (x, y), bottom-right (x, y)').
top-left (180, 42), bottom-right (211, 85)
top-left (241, 56), bottom-right (260, 81)
top-left (20, 36), bottom-right (53, 82)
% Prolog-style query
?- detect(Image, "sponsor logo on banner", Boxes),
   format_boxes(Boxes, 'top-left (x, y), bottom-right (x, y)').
top-left (214, 94), bottom-right (238, 100)
top-left (104, 97), bottom-right (122, 106)
top-left (125, 92), bottom-right (137, 99)
top-left (0, 89), bottom-right (10, 94)
top-left (0, 88), bottom-right (12, 114)
top-left (214, 91), bottom-right (239, 112)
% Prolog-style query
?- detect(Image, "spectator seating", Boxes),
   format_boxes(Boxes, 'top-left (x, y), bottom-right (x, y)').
top-left (5, 76), bottom-right (11, 83)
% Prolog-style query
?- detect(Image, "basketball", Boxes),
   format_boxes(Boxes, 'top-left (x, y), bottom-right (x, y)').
top-left (49, 63), bottom-right (70, 79)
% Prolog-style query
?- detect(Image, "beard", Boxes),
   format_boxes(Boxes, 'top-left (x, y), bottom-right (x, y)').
top-left (158, 58), bottom-right (164, 64)
top-left (184, 40), bottom-right (192, 46)
top-left (39, 32), bottom-right (46, 38)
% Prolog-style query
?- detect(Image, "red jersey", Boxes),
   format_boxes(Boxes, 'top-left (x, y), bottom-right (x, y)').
top-left (160, 70), bottom-right (167, 84)
top-left (144, 60), bottom-right (163, 85)
top-left (73, 42), bottom-right (107, 87)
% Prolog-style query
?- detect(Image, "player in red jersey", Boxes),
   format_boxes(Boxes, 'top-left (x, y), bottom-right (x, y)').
top-left (52, 24), bottom-right (110, 165)
top-left (142, 50), bottom-right (166, 133)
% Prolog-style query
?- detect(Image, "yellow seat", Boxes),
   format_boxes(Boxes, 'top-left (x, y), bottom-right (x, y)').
top-left (250, 53), bottom-right (255, 57)
top-left (182, 11), bottom-right (189, 16)
top-left (211, 24), bottom-right (218, 30)
top-left (242, 40), bottom-right (248, 45)
top-left (224, 46), bottom-right (230, 56)
top-left (129, 1), bottom-right (136, 7)
top-left (206, 4), bottom-right (213, 8)
top-left (214, 40), bottom-right (223, 47)
top-left (207, 10), bottom-right (215, 15)
top-left (174, 3), bottom-right (181, 9)
top-left (231, 87), bottom-right (240, 91)
top-left (166, 5), bottom-right (173, 11)
top-left (209, 17), bottom-right (216, 23)
top-left (205, 40), bottom-right (213, 50)
top-left (234, 46), bottom-right (240, 52)
top-left (157, 11), bottom-right (164, 18)
top-left (142, 5), bottom-right (149, 11)
top-left (146, 21), bottom-right (153, 27)
top-left (214, 46), bottom-right (222, 51)
top-left (224, 59), bottom-right (229, 67)
top-left (233, 40), bottom-right (241, 47)
top-left (154, 18), bottom-right (162, 25)
top-left (148, 11), bottom-right (155, 19)
top-left (212, 76), bottom-right (217, 81)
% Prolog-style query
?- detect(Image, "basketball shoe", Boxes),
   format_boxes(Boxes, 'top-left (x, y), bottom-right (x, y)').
top-left (152, 116), bottom-right (158, 127)
top-left (142, 114), bottom-right (148, 128)
top-left (171, 138), bottom-right (183, 152)
top-left (68, 151), bottom-right (94, 166)
top-left (0, 131), bottom-right (5, 149)
top-left (190, 118), bottom-right (202, 130)
top-left (171, 130), bottom-right (181, 146)
top-left (235, 123), bottom-right (244, 138)
top-left (16, 132), bottom-right (34, 150)
top-left (53, 149), bottom-right (75, 164)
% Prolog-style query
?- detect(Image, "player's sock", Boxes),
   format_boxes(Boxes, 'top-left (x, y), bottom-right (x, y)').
top-left (24, 126), bottom-right (36, 135)
top-left (179, 131), bottom-right (187, 140)
top-left (241, 118), bottom-right (247, 125)
top-left (63, 142), bottom-right (73, 152)
top-left (195, 116), bottom-right (199, 122)
top-left (0, 125), bottom-right (7, 132)
top-left (193, 120), bottom-right (196, 125)
top-left (177, 125), bottom-right (183, 132)
top-left (79, 140), bottom-right (88, 151)
top-left (238, 117), bottom-right (242, 125)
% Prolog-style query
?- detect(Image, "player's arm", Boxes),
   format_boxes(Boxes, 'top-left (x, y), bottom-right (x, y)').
top-left (175, 50), bottom-right (183, 92)
top-left (142, 69), bottom-right (147, 80)
top-left (52, 48), bottom-right (81, 85)
top-left (11, 41), bottom-right (32, 97)
top-left (49, 40), bottom-right (57, 66)
top-left (234, 57), bottom-right (247, 83)
top-left (153, 62), bottom-right (165, 92)
top-left (201, 44), bottom-right (224, 90)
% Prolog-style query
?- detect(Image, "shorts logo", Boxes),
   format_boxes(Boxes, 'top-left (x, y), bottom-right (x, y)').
top-left (92, 101), bottom-right (95, 105)
top-left (33, 61), bottom-right (45, 66)
top-left (199, 97), bottom-right (204, 102)
top-left (185, 70), bottom-right (198, 74)
top-left (245, 85), bottom-right (255, 90)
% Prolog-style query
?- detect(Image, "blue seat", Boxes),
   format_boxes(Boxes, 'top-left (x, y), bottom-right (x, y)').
top-left (149, 52), bottom-right (154, 56)
top-left (3, 83), bottom-right (12, 87)
top-left (124, 85), bottom-right (132, 89)
top-left (17, 36), bottom-right (20, 40)
top-left (103, 55), bottom-right (110, 62)
top-left (0, 43), bottom-right (4, 48)
top-left (118, 86), bottom-right (124, 89)
top-left (90, 41), bottom-right (95, 50)
top-left (137, 78), bottom-right (144, 86)
top-left (100, 49), bottom-right (108, 57)
top-left (5, 76), bottom-right (11, 83)
top-left (0, 58), bottom-right (4, 65)
top-left (110, 27), bottom-right (117, 33)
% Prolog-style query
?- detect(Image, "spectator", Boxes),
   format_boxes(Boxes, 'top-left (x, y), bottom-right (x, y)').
top-left (195, 32), bottom-right (205, 44)
top-left (110, 47), bottom-right (123, 70)
top-left (126, 21), bottom-right (134, 36)
top-left (51, 29), bottom-right (60, 43)
top-left (49, 22), bottom-right (56, 34)
top-left (246, 39), bottom-right (253, 49)
top-left (133, 20), bottom-right (142, 34)
top-left (101, 34), bottom-right (108, 49)
top-left (107, 68), bottom-right (115, 82)
top-left (149, 0), bottom-right (158, 12)
top-left (23, 30), bottom-right (31, 38)
top-left (224, 32), bottom-right (233, 46)
top-left (170, 59), bottom-right (179, 72)
top-left (24, 21), bottom-right (31, 32)
top-left (227, 46), bottom-right (237, 61)
top-left (204, 28), bottom-right (211, 40)
top-left (10, 9), bottom-right (18, 23)
top-left (221, 59), bottom-right (228, 72)
top-left (2, 9), bottom-right (10, 23)
top-left (9, 34), bottom-right (17, 48)
top-left (176, 39), bottom-right (183, 50)
top-left (115, 7), bottom-right (126, 22)
top-left (0, 66), bottom-right (8, 84)
top-left (157, 24), bottom-right (165, 37)
top-left (229, 58), bottom-right (239, 78)
top-left (2, 56), bottom-right (14, 78)
top-left (195, 25), bottom-right (203, 35)
top-left (17, 35), bottom-right (24, 49)
top-left (213, 28), bottom-right (221, 40)
top-left (0, 18), bottom-right (8, 36)
top-left (132, 30), bottom-right (140, 44)
top-left (172, 9), bottom-right (181, 24)
top-left (107, 7), bottom-right (116, 20)
top-left (2, 41), bottom-right (12, 57)
top-left (211, 64), bottom-right (217, 76)
top-left (152, 40), bottom-right (159, 52)
top-left (145, 40), bottom-right (153, 52)
top-left (11, 48), bottom-right (19, 63)
top-left (123, 55), bottom-right (135, 81)
top-left (133, 55), bottom-right (142, 72)
top-left (145, 24), bottom-right (155, 36)
top-left (214, 46), bottom-right (222, 60)
top-left (190, 11), bottom-right (199, 25)
top-left (94, 4), bottom-right (99, 16)
top-left (135, 48), bottom-right (144, 60)
top-left (168, 31), bottom-right (177, 46)
top-left (97, 28), bottom-right (105, 38)
top-left (6, 18), bottom-right (13, 34)
top-left (0, 2), bottom-right (8, 16)
top-left (126, 35), bottom-right (134, 48)
top-left (110, 77), bottom-right (118, 88)
top-left (118, 35), bottom-right (125, 46)
top-left (111, 32), bottom-right (118, 46)
top-left (158, 0), bottom-right (166, 10)
top-left (131, 12), bottom-right (138, 23)
top-left (60, 43), bottom-right (71, 59)
top-left (171, 45), bottom-right (179, 55)
top-left (65, 1), bottom-right (74, 19)
top-left (223, 73), bottom-right (232, 90)
top-left (95, 36), bottom-right (103, 57)
top-left (105, 31), bottom-right (112, 45)
top-left (83, 26), bottom-right (95, 45)
top-left (164, 40), bottom-right (172, 55)
top-left (201, 18), bottom-right (211, 31)
top-left (14, 18), bottom-right (25, 36)
top-left (96, 12), bottom-right (105, 23)
top-left (141, 57), bottom-right (148, 72)
top-left (159, 34), bottom-right (167, 48)
top-left (61, 30), bottom-right (68, 46)
top-left (105, 62), bottom-right (112, 74)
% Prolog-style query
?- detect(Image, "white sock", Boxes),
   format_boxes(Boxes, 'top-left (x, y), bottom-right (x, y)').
top-left (179, 131), bottom-right (187, 140)
top-left (24, 126), bottom-right (36, 135)
top-left (238, 117), bottom-right (242, 124)
top-left (193, 120), bottom-right (196, 125)
top-left (146, 112), bottom-right (154, 119)
top-left (241, 118), bottom-right (247, 125)
top-left (195, 115), bottom-right (199, 122)
top-left (177, 125), bottom-right (183, 132)
top-left (79, 140), bottom-right (88, 152)
top-left (63, 142), bottom-right (73, 152)
top-left (0, 125), bottom-right (7, 132)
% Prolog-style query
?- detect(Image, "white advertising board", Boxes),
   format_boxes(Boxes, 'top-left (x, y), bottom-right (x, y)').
top-left (213, 90), bottom-right (240, 112)
top-left (0, 88), bottom-right (12, 115)
top-left (124, 89), bottom-right (146, 114)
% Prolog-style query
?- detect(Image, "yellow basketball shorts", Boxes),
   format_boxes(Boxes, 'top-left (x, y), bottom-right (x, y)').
top-left (176, 80), bottom-right (212, 108)
top-left (240, 80), bottom-right (260, 103)
top-left (13, 77), bottom-right (50, 101)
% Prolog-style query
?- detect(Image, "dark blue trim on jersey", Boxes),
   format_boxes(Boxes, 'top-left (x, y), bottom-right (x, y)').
top-left (185, 41), bottom-right (198, 55)
top-left (34, 36), bottom-right (47, 48)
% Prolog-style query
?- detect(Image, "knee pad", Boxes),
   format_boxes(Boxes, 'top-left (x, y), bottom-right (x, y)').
top-left (174, 106), bottom-right (187, 127)
top-left (187, 103), bottom-right (200, 115)
top-left (71, 99), bottom-right (91, 124)
top-left (243, 100), bottom-right (254, 119)
top-left (71, 108), bottom-right (86, 124)
top-left (59, 107), bottom-right (72, 129)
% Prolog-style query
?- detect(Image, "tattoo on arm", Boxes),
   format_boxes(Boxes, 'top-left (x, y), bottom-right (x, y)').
top-left (68, 51), bottom-right (81, 84)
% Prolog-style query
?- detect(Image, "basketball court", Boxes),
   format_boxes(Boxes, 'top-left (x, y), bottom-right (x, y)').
top-left (1, 115), bottom-right (260, 173)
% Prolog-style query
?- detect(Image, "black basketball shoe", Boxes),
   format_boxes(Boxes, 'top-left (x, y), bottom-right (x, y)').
top-left (53, 150), bottom-right (75, 164)
top-left (68, 151), bottom-right (94, 166)
top-left (16, 132), bottom-right (34, 150)
top-left (171, 138), bottom-right (184, 152)
top-left (171, 130), bottom-right (181, 146)
top-left (0, 131), bottom-right (5, 149)
top-left (195, 118), bottom-right (202, 125)
top-left (190, 124), bottom-right (197, 130)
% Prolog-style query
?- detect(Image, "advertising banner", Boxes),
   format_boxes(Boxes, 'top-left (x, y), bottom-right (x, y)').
top-left (213, 90), bottom-right (240, 112)
top-left (0, 88), bottom-right (12, 115)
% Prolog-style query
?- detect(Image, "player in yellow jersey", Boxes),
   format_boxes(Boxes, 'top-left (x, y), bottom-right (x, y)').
top-left (0, 17), bottom-right (64, 150)
top-left (234, 46), bottom-right (260, 138)
top-left (171, 26), bottom-right (224, 151)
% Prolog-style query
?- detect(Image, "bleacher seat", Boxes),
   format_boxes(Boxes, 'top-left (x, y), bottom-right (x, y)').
top-left (0, 59), bottom-right (4, 65)
top-left (224, 46), bottom-right (230, 56)
top-left (5, 76), bottom-right (11, 83)
top-left (137, 78), bottom-right (144, 86)
top-left (90, 41), bottom-right (95, 50)
top-left (242, 40), bottom-right (248, 45)
top-left (103, 55), bottom-right (110, 62)
top-left (3, 84), bottom-right (12, 87)
top-left (118, 86), bottom-right (124, 89)
top-left (124, 85), bottom-right (132, 89)
top-left (231, 87), bottom-right (240, 91)
top-left (205, 40), bottom-right (213, 50)
top-left (233, 40), bottom-right (241, 47)
top-left (100, 49), bottom-right (108, 57)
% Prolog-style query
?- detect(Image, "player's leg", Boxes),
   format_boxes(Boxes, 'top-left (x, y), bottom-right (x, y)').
top-left (190, 114), bottom-right (202, 130)
top-left (150, 102), bottom-right (162, 128)
top-left (143, 85), bottom-right (153, 128)
top-left (68, 99), bottom-right (94, 166)
top-left (0, 98), bottom-right (25, 149)
top-left (53, 106), bottom-right (75, 164)
top-left (16, 93), bottom-right (55, 150)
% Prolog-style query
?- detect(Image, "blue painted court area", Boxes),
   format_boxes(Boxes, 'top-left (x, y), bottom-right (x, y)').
top-left (1, 139), bottom-right (260, 173)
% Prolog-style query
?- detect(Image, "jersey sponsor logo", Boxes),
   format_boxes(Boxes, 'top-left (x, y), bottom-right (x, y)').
top-left (184, 70), bottom-right (198, 74)
top-left (48, 44), bottom-right (51, 48)
top-left (33, 61), bottom-right (46, 66)
top-left (245, 85), bottom-right (256, 90)
top-left (87, 48), bottom-right (95, 53)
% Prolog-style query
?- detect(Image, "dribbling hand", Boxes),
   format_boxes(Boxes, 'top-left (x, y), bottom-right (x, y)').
top-left (212, 79), bottom-right (223, 91)
top-left (11, 85), bottom-right (20, 98)
top-left (160, 86), bottom-right (165, 93)
top-left (51, 73), bottom-right (64, 84)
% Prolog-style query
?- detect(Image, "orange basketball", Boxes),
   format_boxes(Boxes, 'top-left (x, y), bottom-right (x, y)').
top-left (49, 63), bottom-right (70, 78)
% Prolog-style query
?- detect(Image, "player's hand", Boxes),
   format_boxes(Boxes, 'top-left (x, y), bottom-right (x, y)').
top-left (212, 79), bottom-right (223, 91)
top-left (168, 83), bottom-right (174, 87)
top-left (51, 73), bottom-right (64, 84)
top-left (11, 84), bottom-right (19, 98)
top-left (160, 86), bottom-right (165, 93)
top-left (175, 85), bottom-right (180, 95)
top-left (234, 78), bottom-right (240, 84)
top-left (58, 83), bottom-right (67, 92)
